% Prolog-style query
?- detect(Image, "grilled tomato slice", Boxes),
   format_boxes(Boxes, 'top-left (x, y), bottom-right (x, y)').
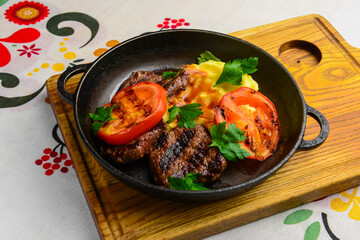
top-left (97, 82), bottom-right (167, 145)
top-left (214, 86), bottom-right (280, 160)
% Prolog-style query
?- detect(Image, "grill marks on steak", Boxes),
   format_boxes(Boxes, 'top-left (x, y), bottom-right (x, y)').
top-left (99, 121), bottom-right (166, 164)
top-left (156, 129), bottom-right (195, 172)
top-left (149, 125), bottom-right (227, 187)
top-left (120, 69), bottom-right (190, 97)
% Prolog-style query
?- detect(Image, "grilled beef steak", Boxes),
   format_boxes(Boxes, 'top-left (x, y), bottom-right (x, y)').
top-left (160, 70), bottom-right (190, 97)
top-left (149, 124), bottom-right (227, 187)
top-left (99, 120), bottom-right (166, 164)
top-left (120, 70), bottom-right (190, 97)
top-left (120, 71), bottom-right (163, 90)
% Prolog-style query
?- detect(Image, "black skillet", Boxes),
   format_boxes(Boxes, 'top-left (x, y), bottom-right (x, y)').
top-left (57, 29), bottom-right (329, 202)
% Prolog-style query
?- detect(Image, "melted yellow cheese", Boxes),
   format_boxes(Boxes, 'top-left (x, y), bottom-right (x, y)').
top-left (165, 60), bottom-right (259, 129)
top-left (193, 60), bottom-right (258, 92)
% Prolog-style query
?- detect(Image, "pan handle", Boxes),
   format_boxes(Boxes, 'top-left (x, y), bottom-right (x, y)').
top-left (57, 63), bottom-right (92, 105)
top-left (298, 104), bottom-right (329, 149)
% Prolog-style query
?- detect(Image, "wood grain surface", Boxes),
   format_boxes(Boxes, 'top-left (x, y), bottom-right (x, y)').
top-left (46, 14), bottom-right (360, 240)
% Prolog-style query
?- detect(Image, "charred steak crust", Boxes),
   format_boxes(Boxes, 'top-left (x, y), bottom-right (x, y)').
top-left (160, 70), bottom-right (190, 97)
top-left (149, 125), bottom-right (227, 187)
top-left (99, 120), bottom-right (166, 164)
top-left (120, 70), bottom-right (190, 97)
top-left (120, 71), bottom-right (163, 90)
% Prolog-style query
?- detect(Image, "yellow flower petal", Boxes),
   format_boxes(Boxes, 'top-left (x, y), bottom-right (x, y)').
top-left (348, 197), bottom-right (360, 221)
top-left (330, 197), bottom-right (351, 212)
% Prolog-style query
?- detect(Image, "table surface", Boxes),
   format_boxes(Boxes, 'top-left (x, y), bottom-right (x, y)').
top-left (0, 1), bottom-right (359, 240)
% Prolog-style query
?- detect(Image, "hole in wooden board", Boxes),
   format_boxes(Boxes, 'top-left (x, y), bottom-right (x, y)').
top-left (303, 114), bottom-right (321, 141)
top-left (279, 40), bottom-right (322, 67)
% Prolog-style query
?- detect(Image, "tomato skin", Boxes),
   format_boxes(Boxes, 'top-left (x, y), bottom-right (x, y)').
top-left (96, 82), bottom-right (167, 145)
top-left (214, 87), bottom-right (280, 161)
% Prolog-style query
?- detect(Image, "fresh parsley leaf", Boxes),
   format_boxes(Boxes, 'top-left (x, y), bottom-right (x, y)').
top-left (166, 103), bottom-right (203, 129)
top-left (208, 122), bottom-right (250, 161)
top-left (163, 70), bottom-right (179, 79)
top-left (214, 59), bottom-right (243, 86)
top-left (89, 104), bottom-right (118, 135)
top-left (214, 57), bottom-right (259, 87)
top-left (167, 105), bottom-right (180, 124)
top-left (167, 173), bottom-right (209, 191)
top-left (197, 50), bottom-right (221, 64)
top-left (241, 57), bottom-right (258, 74)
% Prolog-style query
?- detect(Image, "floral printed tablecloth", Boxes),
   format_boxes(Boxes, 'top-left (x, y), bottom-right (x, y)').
top-left (0, 1), bottom-right (359, 239)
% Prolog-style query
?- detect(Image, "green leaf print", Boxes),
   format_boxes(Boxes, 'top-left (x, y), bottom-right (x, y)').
top-left (0, 72), bottom-right (19, 88)
top-left (304, 221), bottom-right (321, 240)
top-left (46, 12), bottom-right (99, 48)
top-left (0, 0), bottom-right (9, 7)
top-left (284, 209), bottom-right (313, 225)
top-left (0, 82), bottom-right (46, 108)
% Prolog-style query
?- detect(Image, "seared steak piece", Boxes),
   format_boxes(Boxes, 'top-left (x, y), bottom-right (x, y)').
top-left (160, 70), bottom-right (190, 97)
top-left (149, 125), bottom-right (227, 187)
top-left (120, 70), bottom-right (190, 97)
top-left (99, 120), bottom-right (166, 164)
top-left (120, 71), bottom-right (163, 90)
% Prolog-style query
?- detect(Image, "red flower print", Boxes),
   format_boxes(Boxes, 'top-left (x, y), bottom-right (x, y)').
top-left (157, 18), bottom-right (190, 29)
top-left (17, 44), bottom-right (41, 58)
top-left (0, 28), bottom-right (40, 67)
top-left (5, 1), bottom-right (49, 25)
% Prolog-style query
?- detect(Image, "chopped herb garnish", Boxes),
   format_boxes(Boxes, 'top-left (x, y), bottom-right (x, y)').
top-left (168, 172), bottom-right (209, 190)
top-left (214, 57), bottom-right (258, 87)
top-left (240, 57), bottom-right (259, 74)
top-left (163, 70), bottom-right (179, 79)
top-left (208, 122), bottom-right (250, 161)
top-left (197, 50), bottom-right (221, 64)
top-left (166, 103), bottom-right (203, 129)
top-left (89, 104), bottom-right (118, 135)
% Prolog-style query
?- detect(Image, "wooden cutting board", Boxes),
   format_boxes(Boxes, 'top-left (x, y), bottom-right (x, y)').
top-left (46, 14), bottom-right (360, 240)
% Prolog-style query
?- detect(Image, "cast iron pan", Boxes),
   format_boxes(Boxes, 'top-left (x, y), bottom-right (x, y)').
top-left (57, 29), bottom-right (329, 202)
